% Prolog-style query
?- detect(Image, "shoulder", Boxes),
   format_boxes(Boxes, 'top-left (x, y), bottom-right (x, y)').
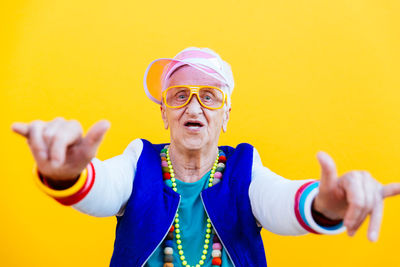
top-left (220, 143), bottom-right (273, 175)
top-left (124, 138), bottom-right (172, 161)
top-left (219, 142), bottom-right (254, 158)
top-left (123, 138), bottom-right (144, 155)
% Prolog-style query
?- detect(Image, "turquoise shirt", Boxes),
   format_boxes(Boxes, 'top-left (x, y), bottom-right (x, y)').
top-left (145, 171), bottom-right (234, 267)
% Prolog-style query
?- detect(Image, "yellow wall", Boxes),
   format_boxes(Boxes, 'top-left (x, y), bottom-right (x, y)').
top-left (2, 0), bottom-right (400, 266)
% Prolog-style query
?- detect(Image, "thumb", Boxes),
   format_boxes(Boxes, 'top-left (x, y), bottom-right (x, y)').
top-left (82, 120), bottom-right (111, 156)
top-left (382, 183), bottom-right (400, 198)
top-left (317, 151), bottom-right (338, 189)
top-left (11, 122), bottom-right (30, 137)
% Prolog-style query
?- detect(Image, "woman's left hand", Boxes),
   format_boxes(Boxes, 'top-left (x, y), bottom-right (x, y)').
top-left (313, 151), bottom-right (400, 242)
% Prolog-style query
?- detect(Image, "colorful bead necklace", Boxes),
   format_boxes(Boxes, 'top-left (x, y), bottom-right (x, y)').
top-left (160, 145), bottom-right (227, 267)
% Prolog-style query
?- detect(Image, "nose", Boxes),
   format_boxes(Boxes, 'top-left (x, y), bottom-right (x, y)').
top-left (185, 94), bottom-right (203, 113)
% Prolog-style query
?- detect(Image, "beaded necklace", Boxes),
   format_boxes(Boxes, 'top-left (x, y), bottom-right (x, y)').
top-left (160, 145), bottom-right (227, 267)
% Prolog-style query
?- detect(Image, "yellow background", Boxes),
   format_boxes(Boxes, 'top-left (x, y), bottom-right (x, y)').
top-left (2, 0), bottom-right (400, 266)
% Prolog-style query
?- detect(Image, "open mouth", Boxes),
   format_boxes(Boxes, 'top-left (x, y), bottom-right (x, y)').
top-left (184, 120), bottom-right (204, 129)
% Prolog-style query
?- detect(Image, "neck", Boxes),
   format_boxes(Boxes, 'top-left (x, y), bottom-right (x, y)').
top-left (168, 142), bottom-right (218, 183)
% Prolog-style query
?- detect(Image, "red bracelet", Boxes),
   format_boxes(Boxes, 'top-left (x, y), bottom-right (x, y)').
top-left (294, 181), bottom-right (320, 234)
top-left (54, 162), bottom-right (96, 206)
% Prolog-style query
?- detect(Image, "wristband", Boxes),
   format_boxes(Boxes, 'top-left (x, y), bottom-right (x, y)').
top-left (34, 165), bottom-right (88, 198)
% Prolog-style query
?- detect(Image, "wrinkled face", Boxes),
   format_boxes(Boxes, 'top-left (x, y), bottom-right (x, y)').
top-left (161, 65), bottom-right (231, 151)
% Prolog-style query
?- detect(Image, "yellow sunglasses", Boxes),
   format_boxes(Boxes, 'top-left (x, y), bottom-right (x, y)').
top-left (162, 85), bottom-right (226, 110)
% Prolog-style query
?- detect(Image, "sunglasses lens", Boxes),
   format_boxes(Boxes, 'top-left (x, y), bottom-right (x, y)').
top-left (199, 87), bottom-right (224, 108)
top-left (165, 87), bottom-right (191, 107)
top-left (165, 86), bottom-right (224, 109)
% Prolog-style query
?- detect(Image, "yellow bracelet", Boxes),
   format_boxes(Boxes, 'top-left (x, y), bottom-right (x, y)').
top-left (33, 165), bottom-right (88, 198)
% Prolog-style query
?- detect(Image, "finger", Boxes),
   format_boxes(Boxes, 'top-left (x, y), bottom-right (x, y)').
top-left (317, 151), bottom-right (338, 190)
top-left (11, 122), bottom-right (30, 137)
top-left (347, 173), bottom-right (376, 235)
top-left (28, 121), bottom-right (48, 162)
top-left (363, 172), bottom-right (375, 216)
top-left (49, 121), bottom-right (83, 167)
top-left (368, 196), bottom-right (383, 242)
top-left (342, 175), bottom-right (366, 235)
top-left (382, 183), bottom-right (400, 198)
top-left (82, 120), bottom-right (110, 157)
top-left (43, 118), bottom-right (64, 146)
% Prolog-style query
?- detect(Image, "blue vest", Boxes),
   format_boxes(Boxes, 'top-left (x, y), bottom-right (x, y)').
top-left (110, 139), bottom-right (267, 266)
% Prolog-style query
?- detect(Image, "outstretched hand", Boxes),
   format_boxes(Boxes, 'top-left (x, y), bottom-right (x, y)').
top-left (313, 151), bottom-right (400, 242)
top-left (11, 118), bottom-right (110, 181)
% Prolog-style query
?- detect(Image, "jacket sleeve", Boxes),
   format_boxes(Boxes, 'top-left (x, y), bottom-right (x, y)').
top-left (248, 147), bottom-right (310, 235)
top-left (71, 138), bottom-right (143, 217)
top-left (248, 147), bottom-right (345, 235)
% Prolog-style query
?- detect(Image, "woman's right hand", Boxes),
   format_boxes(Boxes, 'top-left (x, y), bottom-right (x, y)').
top-left (11, 117), bottom-right (110, 183)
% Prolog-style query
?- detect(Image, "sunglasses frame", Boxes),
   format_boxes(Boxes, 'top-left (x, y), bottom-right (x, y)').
top-left (162, 85), bottom-right (226, 110)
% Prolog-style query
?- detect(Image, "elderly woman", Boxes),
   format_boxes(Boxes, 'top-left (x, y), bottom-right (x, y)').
top-left (12, 47), bottom-right (400, 267)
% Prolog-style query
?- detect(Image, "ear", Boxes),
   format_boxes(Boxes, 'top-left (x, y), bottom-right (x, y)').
top-left (222, 106), bottom-right (231, 133)
top-left (160, 104), bottom-right (169, 130)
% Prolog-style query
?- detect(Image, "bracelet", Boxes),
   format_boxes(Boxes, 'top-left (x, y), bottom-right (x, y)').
top-left (54, 162), bottom-right (95, 206)
top-left (303, 186), bottom-right (345, 235)
top-left (294, 181), bottom-right (320, 234)
top-left (33, 165), bottom-right (88, 198)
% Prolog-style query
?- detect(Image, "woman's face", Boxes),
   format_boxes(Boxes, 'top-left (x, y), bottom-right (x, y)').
top-left (161, 65), bottom-right (231, 151)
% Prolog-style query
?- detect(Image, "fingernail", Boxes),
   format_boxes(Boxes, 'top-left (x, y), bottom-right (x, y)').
top-left (370, 231), bottom-right (378, 242)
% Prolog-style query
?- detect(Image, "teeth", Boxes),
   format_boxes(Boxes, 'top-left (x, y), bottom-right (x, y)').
top-left (186, 124), bottom-right (201, 129)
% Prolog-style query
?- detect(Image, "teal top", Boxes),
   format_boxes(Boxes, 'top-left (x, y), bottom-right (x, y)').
top-left (145, 171), bottom-right (234, 267)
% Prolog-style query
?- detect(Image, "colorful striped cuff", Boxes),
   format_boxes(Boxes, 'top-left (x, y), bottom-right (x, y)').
top-left (295, 181), bottom-right (346, 235)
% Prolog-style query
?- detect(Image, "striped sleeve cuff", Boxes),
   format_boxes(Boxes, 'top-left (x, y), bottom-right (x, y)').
top-left (294, 181), bottom-right (346, 235)
top-left (35, 162), bottom-right (96, 206)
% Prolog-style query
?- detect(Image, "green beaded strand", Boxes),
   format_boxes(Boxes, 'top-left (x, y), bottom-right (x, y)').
top-left (166, 148), bottom-right (219, 267)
